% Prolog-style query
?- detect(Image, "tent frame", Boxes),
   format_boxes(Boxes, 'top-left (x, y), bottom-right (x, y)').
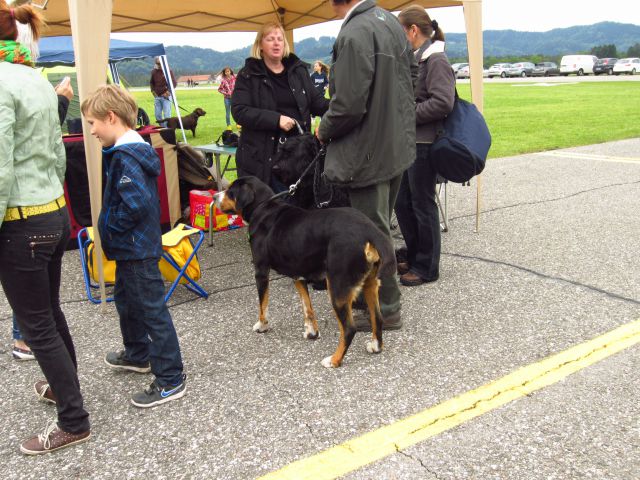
top-left (35, 0), bottom-right (484, 303)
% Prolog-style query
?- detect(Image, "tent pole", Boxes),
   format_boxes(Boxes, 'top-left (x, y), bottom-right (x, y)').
top-left (68, 0), bottom-right (113, 307)
top-left (463, 0), bottom-right (483, 233)
top-left (159, 55), bottom-right (187, 143)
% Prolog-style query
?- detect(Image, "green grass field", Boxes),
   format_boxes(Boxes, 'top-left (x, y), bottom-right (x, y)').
top-left (131, 81), bottom-right (640, 163)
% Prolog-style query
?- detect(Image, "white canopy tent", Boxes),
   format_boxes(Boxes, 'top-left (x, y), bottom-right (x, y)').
top-left (32, 0), bottom-right (484, 301)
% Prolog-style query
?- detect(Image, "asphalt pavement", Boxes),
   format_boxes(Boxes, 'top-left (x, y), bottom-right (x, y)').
top-left (1, 138), bottom-right (639, 479)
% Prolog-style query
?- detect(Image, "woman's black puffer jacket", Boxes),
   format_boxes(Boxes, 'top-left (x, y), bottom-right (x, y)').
top-left (231, 54), bottom-right (329, 185)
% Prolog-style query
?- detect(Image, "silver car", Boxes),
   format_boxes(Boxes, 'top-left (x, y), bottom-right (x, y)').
top-left (487, 63), bottom-right (512, 78)
top-left (507, 62), bottom-right (535, 77)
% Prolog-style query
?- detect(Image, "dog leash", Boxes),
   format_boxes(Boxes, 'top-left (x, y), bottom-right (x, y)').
top-left (269, 144), bottom-right (327, 201)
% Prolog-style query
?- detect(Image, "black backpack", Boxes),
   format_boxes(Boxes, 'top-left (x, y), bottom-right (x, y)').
top-left (216, 130), bottom-right (239, 148)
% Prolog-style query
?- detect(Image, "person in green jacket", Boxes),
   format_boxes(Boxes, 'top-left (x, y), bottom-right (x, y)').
top-left (0, 1), bottom-right (90, 455)
top-left (317, 0), bottom-right (417, 331)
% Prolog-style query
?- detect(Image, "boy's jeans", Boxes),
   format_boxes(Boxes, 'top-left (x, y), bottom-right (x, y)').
top-left (154, 95), bottom-right (172, 126)
top-left (114, 258), bottom-right (183, 386)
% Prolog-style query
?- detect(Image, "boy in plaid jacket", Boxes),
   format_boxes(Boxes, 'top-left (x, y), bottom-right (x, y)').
top-left (81, 85), bottom-right (186, 408)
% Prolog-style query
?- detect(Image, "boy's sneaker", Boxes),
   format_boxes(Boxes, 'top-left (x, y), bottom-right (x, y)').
top-left (131, 374), bottom-right (187, 408)
top-left (104, 350), bottom-right (151, 373)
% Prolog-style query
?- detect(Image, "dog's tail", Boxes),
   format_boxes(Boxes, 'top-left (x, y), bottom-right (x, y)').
top-left (365, 230), bottom-right (396, 278)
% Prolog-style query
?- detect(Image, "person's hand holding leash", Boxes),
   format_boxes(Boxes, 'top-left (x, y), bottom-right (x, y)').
top-left (315, 124), bottom-right (325, 144)
top-left (279, 115), bottom-right (296, 132)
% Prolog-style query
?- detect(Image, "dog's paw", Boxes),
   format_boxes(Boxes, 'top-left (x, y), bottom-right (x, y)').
top-left (253, 321), bottom-right (269, 333)
top-left (303, 325), bottom-right (319, 340)
top-left (321, 356), bottom-right (338, 368)
top-left (366, 339), bottom-right (381, 354)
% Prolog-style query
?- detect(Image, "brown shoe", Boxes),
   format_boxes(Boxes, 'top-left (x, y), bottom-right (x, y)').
top-left (34, 381), bottom-right (57, 405)
top-left (397, 262), bottom-right (410, 275)
top-left (20, 422), bottom-right (90, 455)
top-left (400, 271), bottom-right (438, 287)
top-left (354, 310), bottom-right (402, 332)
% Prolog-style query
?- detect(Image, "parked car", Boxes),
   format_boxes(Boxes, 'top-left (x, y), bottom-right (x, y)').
top-left (613, 58), bottom-right (640, 75)
top-left (531, 62), bottom-right (559, 76)
top-left (506, 62), bottom-right (535, 77)
top-left (560, 55), bottom-right (597, 76)
top-left (593, 58), bottom-right (618, 75)
top-left (456, 65), bottom-right (470, 78)
top-left (487, 63), bottom-right (512, 78)
top-left (450, 62), bottom-right (469, 74)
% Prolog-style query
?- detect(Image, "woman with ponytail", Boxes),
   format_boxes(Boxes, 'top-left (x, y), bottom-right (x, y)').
top-left (0, 0), bottom-right (90, 454)
top-left (394, 5), bottom-right (456, 287)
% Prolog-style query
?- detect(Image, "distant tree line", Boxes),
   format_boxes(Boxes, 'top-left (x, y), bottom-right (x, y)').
top-left (116, 33), bottom-right (640, 86)
top-left (591, 43), bottom-right (640, 58)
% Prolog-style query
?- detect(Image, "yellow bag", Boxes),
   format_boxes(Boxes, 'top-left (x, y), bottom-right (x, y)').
top-left (85, 225), bottom-right (201, 285)
top-left (159, 224), bottom-right (201, 284)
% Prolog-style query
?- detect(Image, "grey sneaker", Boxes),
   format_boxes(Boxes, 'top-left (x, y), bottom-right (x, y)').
top-left (131, 374), bottom-right (187, 408)
top-left (353, 310), bottom-right (402, 332)
top-left (104, 350), bottom-right (151, 373)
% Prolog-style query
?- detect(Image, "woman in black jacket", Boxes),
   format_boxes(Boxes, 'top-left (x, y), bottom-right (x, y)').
top-left (231, 22), bottom-right (329, 191)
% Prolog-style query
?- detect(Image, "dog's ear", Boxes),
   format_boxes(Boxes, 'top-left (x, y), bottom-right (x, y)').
top-left (235, 182), bottom-right (255, 210)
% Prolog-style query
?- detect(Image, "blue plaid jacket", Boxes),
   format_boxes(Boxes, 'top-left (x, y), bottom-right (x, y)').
top-left (98, 141), bottom-right (163, 261)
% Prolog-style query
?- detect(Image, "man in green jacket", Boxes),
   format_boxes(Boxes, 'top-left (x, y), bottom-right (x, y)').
top-left (318, 0), bottom-right (417, 330)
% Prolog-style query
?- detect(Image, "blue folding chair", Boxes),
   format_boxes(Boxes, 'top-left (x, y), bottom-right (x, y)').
top-left (77, 224), bottom-right (208, 304)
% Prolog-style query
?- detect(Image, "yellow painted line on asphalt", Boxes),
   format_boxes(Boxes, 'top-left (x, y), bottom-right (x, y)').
top-left (258, 319), bottom-right (640, 480)
top-left (536, 151), bottom-right (640, 164)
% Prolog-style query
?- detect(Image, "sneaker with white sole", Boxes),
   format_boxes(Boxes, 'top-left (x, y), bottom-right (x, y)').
top-left (12, 346), bottom-right (35, 361)
top-left (131, 374), bottom-right (186, 408)
top-left (104, 350), bottom-right (151, 373)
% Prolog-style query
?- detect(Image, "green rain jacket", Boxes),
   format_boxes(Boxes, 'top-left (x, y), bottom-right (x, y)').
top-left (0, 61), bottom-right (66, 228)
top-left (318, 0), bottom-right (417, 188)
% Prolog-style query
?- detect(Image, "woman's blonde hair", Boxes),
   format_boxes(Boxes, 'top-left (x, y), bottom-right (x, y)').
top-left (250, 21), bottom-right (290, 60)
top-left (81, 84), bottom-right (138, 129)
top-left (314, 60), bottom-right (330, 76)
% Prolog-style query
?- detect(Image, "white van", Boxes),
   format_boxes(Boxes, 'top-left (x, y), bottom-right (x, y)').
top-left (560, 55), bottom-right (598, 76)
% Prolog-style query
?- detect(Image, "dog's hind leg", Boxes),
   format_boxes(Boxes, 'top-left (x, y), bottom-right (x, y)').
top-left (293, 280), bottom-right (319, 340)
top-left (362, 242), bottom-right (383, 353)
top-left (253, 267), bottom-right (270, 333)
top-left (321, 279), bottom-right (357, 368)
top-left (362, 273), bottom-right (383, 354)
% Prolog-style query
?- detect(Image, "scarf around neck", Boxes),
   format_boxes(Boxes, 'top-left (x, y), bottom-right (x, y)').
top-left (0, 40), bottom-right (34, 67)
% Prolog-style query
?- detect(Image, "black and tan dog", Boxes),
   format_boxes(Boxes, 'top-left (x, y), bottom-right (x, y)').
top-left (165, 107), bottom-right (206, 137)
top-left (215, 176), bottom-right (396, 368)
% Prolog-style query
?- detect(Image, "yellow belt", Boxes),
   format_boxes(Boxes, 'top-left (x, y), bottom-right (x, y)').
top-left (3, 195), bottom-right (66, 221)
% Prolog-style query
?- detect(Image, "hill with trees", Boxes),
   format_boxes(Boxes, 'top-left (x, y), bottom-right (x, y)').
top-left (117, 22), bottom-right (640, 86)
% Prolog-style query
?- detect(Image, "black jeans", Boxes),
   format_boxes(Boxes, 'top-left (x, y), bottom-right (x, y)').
top-left (0, 207), bottom-right (90, 434)
top-left (114, 258), bottom-right (184, 386)
top-left (394, 143), bottom-right (440, 281)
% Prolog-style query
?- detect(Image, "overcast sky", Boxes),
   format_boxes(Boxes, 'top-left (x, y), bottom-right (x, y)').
top-left (111, 0), bottom-right (638, 52)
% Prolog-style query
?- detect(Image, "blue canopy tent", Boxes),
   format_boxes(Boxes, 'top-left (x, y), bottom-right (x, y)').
top-left (38, 36), bottom-right (166, 67)
top-left (37, 37), bottom-right (187, 142)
